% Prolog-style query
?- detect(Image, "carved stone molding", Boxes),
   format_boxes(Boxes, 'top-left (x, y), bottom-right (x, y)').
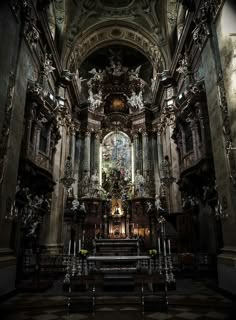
top-left (65, 25), bottom-right (165, 71)
top-left (9, 0), bottom-right (40, 51)
top-left (192, 18), bottom-right (211, 50)
top-left (24, 16), bottom-right (40, 49)
top-left (217, 70), bottom-right (236, 187)
top-left (0, 71), bottom-right (16, 185)
top-left (192, 0), bottom-right (225, 50)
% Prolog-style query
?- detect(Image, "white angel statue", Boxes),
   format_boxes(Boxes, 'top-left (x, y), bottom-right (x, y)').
top-left (129, 65), bottom-right (141, 81)
top-left (75, 70), bottom-right (87, 93)
top-left (127, 90), bottom-right (144, 110)
top-left (88, 89), bottom-right (103, 110)
top-left (88, 68), bottom-right (104, 82)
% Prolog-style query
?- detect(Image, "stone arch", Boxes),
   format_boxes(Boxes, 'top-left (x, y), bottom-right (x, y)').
top-left (63, 22), bottom-right (167, 74)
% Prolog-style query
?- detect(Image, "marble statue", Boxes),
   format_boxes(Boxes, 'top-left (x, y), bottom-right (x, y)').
top-left (72, 197), bottom-right (80, 211)
top-left (128, 65), bottom-right (141, 81)
top-left (134, 169), bottom-right (145, 197)
top-left (90, 170), bottom-right (100, 197)
top-left (127, 90), bottom-right (144, 110)
top-left (147, 201), bottom-right (153, 213)
top-left (155, 194), bottom-right (164, 211)
top-left (26, 221), bottom-right (40, 238)
top-left (88, 88), bottom-right (103, 110)
top-left (82, 172), bottom-right (90, 196)
top-left (75, 69), bottom-right (86, 93)
top-left (79, 202), bottom-right (86, 214)
top-left (88, 68), bottom-right (104, 82)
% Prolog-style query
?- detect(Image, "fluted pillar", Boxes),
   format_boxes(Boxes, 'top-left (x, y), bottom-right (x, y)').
top-left (44, 123), bottom-right (66, 253)
top-left (94, 133), bottom-right (100, 176)
top-left (142, 131), bottom-right (148, 177)
top-left (69, 128), bottom-right (76, 197)
top-left (74, 132), bottom-right (81, 197)
top-left (83, 131), bottom-right (91, 175)
top-left (133, 134), bottom-right (139, 174)
top-left (157, 132), bottom-right (163, 174)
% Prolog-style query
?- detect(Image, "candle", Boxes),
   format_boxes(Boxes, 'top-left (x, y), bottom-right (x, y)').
top-left (158, 237), bottom-right (161, 253)
top-left (168, 239), bottom-right (171, 255)
top-left (137, 223), bottom-right (139, 235)
top-left (78, 239), bottom-right (81, 252)
top-left (74, 241), bottom-right (76, 257)
top-left (163, 239), bottom-right (166, 256)
top-left (161, 223), bottom-right (164, 234)
top-left (68, 240), bottom-right (71, 256)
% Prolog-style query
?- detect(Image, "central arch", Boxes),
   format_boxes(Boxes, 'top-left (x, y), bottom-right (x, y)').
top-left (64, 22), bottom-right (167, 73)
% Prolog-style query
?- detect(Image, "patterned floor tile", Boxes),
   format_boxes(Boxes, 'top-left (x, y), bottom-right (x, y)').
top-left (96, 307), bottom-right (116, 311)
top-left (47, 296), bottom-right (66, 301)
top-left (62, 314), bottom-right (89, 320)
top-left (168, 295), bottom-right (184, 300)
top-left (190, 294), bottom-right (208, 300)
top-left (171, 308), bottom-right (192, 312)
top-left (205, 311), bottom-right (229, 319)
top-left (33, 314), bottom-right (59, 320)
top-left (176, 312), bottom-right (201, 319)
top-left (147, 312), bottom-right (173, 320)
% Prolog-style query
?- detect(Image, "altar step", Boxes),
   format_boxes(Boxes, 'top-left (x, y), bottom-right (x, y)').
top-left (103, 274), bottom-right (135, 292)
top-left (95, 238), bottom-right (139, 256)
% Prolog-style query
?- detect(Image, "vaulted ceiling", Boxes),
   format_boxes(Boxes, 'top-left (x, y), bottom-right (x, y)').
top-left (50, 0), bottom-right (182, 72)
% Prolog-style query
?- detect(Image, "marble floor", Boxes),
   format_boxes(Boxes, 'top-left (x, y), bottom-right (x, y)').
top-left (0, 279), bottom-right (235, 320)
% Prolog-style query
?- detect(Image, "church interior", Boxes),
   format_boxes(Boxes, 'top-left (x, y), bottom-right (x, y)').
top-left (0, 0), bottom-right (236, 319)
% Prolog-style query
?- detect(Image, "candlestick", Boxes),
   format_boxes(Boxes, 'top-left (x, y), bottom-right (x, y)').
top-left (74, 241), bottom-right (76, 257)
top-left (68, 240), bottom-right (71, 256)
top-left (82, 230), bottom-right (85, 246)
top-left (168, 239), bottom-right (171, 255)
top-left (78, 239), bottom-right (81, 252)
top-left (163, 239), bottom-right (166, 256)
top-left (158, 237), bottom-right (161, 253)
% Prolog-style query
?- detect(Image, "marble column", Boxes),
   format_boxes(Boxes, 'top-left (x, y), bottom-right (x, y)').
top-left (74, 132), bottom-right (81, 198)
top-left (83, 131), bottom-right (91, 176)
top-left (133, 134), bottom-right (139, 174)
top-left (104, 215), bottom-right (108, 238)
top-left (0, 22), bottom-right (30, 295)
top-left (70, 129), bottom-right (76, 171)
top-left (126, 215), bottom-right (130, 238)
top-left (157, 132), bottom-right (163, 174)
top-left (70, 128), bottom-right (76, 197)
top-left (44, 123), bottom-right (67, 254)
top-left (142, 131), bottom-right (148, 177)
top-left (152, 133), bottom-right (159, 195)
top-left (94, 133), bottom-right (100, 176)
top-left (210, 1), bottom-right (236, 294)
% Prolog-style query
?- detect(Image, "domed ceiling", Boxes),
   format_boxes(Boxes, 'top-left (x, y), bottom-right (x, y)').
top-left (58, 0), bottom-right (181, 102)
top-left (99, 0), bottom-right (134, 7)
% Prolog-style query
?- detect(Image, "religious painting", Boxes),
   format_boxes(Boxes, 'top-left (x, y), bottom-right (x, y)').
top-left (104, 94), bottom-right (129, 114)
top-left (102, 131), bottom-right (132, 194)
